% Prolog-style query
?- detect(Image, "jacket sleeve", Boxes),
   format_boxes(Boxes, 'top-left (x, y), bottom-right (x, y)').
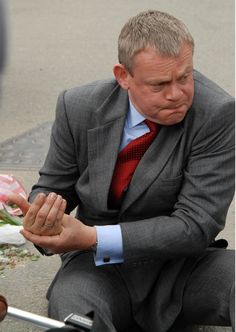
top-left (29, 90), bottom-right (79, 213)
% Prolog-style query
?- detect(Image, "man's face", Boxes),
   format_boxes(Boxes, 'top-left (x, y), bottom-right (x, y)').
top-left (125, 43), bottom-right (194, 125)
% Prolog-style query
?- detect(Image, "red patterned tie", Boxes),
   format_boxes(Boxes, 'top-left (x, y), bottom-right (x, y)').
top-left (108, 120), bottom-right (159, 209)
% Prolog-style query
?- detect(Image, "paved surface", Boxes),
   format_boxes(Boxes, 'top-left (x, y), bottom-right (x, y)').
top-left (0, 121), bottom-right (52, 170)
top-left (0, 1), bottom-right (234, 331)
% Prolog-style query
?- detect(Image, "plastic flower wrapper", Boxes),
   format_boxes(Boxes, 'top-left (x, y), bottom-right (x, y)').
top-left (0, 174), bottom-right (27, 226)
top-left (0, 204), bottom-right (22, 226)
top-left (0, 202), bottom-right (25, 245)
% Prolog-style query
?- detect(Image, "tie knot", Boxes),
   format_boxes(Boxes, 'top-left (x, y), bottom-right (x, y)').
top-left (144, 119), bottom-right (158, 133)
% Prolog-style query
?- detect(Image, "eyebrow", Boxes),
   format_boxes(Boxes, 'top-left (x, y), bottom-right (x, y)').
top-left (145, 66), bottom-right (193, 85)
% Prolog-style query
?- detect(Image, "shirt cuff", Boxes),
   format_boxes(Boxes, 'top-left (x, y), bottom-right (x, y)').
top-left (94, 225), bottom-right (124, 266)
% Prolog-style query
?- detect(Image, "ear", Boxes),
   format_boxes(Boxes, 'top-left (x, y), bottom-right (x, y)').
top-left (113, 63), bottom-right (130, 90)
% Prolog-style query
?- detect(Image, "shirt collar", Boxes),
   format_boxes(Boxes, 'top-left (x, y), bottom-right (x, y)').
top-left (127, 99), bottom-right (146, 129)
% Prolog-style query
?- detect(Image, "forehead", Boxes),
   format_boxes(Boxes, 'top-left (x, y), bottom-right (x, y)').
top-left (132, 44), bottom-right (193, 77)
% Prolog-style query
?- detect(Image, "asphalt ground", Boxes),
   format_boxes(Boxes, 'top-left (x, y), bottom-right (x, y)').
top-left (0, 1), bottom-right (234, 331)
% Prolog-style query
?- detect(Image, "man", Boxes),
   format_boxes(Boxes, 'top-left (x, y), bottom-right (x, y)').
top-left (9, 10), bottom-right (235, 332)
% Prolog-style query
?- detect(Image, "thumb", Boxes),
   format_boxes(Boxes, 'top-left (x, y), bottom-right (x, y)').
top-left (6, 193), bottom-right (30, 216)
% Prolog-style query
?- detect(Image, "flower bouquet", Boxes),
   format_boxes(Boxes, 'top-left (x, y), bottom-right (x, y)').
top-left (0, 175), bottom-right (27, 244)
top-left (0, 205), bottom-right (22, 227)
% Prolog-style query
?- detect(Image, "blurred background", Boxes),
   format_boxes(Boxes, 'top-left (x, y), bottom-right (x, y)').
top-left (0, 1), bottom-right (234, 331)
top-left (0, 0), bottom-right (234, 142)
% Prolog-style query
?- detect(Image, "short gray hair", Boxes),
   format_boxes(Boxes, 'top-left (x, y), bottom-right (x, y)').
top-left (118, 10), bottom-right (194, 72)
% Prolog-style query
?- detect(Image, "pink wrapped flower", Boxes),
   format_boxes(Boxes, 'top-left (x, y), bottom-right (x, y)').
top-left (0, 174), bottom-right (28, 216)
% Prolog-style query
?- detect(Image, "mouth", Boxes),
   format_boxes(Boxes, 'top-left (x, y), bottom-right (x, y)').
top-left (171, 107), bottom-right (185, 113)
top-left (166, 103), bottom-right (185, 110)
top-left (161, 105), bottom-right (186, 113)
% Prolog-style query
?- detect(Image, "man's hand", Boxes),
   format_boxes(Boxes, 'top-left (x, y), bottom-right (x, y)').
top-left (7, 192), bottom-right (66, 236)
top-left (21, 214), bottom-right (97, 254)
top-left (6, 193), bottom-right (97, 254)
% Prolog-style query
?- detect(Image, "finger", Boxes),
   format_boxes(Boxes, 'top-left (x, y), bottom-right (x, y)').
top-left (20, 229), bottom-right (60, 251)
top-left (30, 192), bottom-right (58, 231)
top-left (42, 194), bottom-right (63, 228)
top-left (52, 198), bottom-right (67, 229)
top-left (6, 193), bottom-right (30, 216)
top-left (41, 196), bottom-right (66, 235)
top-left (23, 193), bottom-right (46, 228)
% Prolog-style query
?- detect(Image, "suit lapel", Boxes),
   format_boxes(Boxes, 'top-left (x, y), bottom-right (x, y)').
top-left (120, 123), bottom-right (184, 214)
top-left (87, 86), bottom-right (128, 212)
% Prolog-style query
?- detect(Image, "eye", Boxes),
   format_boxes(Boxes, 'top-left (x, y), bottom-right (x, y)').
top-left (150, 82), bottom-right (165, 92)
top-left (180, 75), bottom-right (188, 81)
top-left (179, 73), bottom-right (191, 83)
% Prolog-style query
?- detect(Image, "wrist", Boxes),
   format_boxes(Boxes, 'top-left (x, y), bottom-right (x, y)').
top-left (86, 226), bottom-right (97, 251)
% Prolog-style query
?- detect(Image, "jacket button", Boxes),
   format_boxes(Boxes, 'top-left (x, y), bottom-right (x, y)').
top-left (103, 256), bottom-right (110, 263)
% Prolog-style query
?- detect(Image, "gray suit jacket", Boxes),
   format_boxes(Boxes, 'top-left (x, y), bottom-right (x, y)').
top-left (31, 70), bottom-right (234, 261)
top-left (30, 70), bottom-right (234, 330)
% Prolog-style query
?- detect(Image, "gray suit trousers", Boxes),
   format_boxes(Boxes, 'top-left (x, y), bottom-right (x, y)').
top-left (47, 248), bottom-right (234, 332)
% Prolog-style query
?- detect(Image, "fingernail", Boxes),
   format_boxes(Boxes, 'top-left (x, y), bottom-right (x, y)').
top-left (48, 192), bottom-right (56, 199)
top-left (38, 193), bottom-right (46, 199)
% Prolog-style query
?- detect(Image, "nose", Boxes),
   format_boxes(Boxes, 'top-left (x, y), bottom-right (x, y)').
top-left (165, 83), bottom-right (183, 101)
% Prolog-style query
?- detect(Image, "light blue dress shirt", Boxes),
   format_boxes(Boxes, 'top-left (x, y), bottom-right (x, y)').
top-left (94, 100), bottom-right (150, 266)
